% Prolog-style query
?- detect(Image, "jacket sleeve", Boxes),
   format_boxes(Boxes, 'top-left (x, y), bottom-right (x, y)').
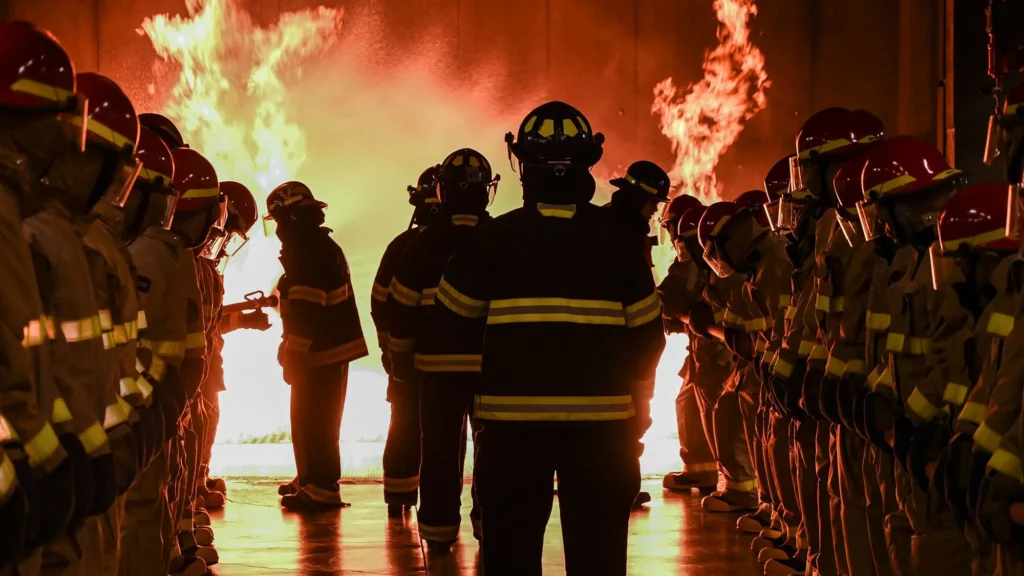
top-left (658, 259), bottom-right (703, 322)
top-left (622, 241), bottom-right (667, 386)
top-left (387, 238), bottom-right (424, 369)
top-left (827, 244), bottom-right (872, 378)
top-left (905, 283), bottom-right (970, 424)
top-left (977, 309), bottom-right (1024, 455)
top-left (371, 232), bottom-right (407, 351)
top-left (283, 238), bottom-right (368, 368)
top-left (437, 228), bottom-right (492, 346)
top-left (82, 248), bottom-right (131, 430)
top-left (757, 251), bottom-right (795, 371)
top-left (775, 274), bottom-right (813, 379)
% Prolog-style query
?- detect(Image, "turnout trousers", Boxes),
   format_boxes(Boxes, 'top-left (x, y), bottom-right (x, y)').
top-left (382, 376), bottom-right (420, 507)
top-left (290, 364), bottom-right (348, 497)
top-left (475, 420), bottom-right (640, 576)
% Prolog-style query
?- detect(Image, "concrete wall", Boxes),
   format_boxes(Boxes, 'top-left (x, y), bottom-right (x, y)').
top-left (6, 0), bottom-right (946, 195)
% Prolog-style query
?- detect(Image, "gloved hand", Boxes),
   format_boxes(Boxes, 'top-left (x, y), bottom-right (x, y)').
top-left (390, 351), bottom-right (416, 384)
top-left (31, 456), bottom-right (73, 547)
top-left (58, 433), bottom-right (95, 523)
top-left (977, 469), bottom-right (1024, 544)
top-left (107, 423), bottom-right (138, 495)
top-left (801, 367), bottom-right (825, 422)
top-left (239, 309), bottom-right (270, 331)
top-left (0, 479), bottom-right (28, 566)
top-left (819, 374), bottom-right (843, 425)
top-left (892, 416), bottom-right (915, 471)
top-left (907, 419), bottom-right (949, 492)
top-left (934, 433), bottom-right (973, 525)
top-left (687, 302), bottom-right (715, 339)
top-left (861, 391), bottom-right (896, 451)
top-left (5, 446), bottom-right (37, 549)
top-left (724, 327), bottom-right (754, 361)
top-left (87, 452), bottom-right (116, 517)
top-left (967, 448), bottom-right (993, 523)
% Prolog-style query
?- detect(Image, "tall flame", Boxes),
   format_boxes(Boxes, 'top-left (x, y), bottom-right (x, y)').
top-left (651, 0), bottom-right (769, 203)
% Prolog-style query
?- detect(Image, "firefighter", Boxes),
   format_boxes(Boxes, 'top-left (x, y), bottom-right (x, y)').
top-left (266, 181), bottom-right (368, 511)
top-left (67, 72), bottom-right (144, 574)
top-left (765, 108), bottom-right (885, 576)
top-left (696, 197), bottom-right (794, 564)
top-left (926, 182), bottom-right (1021, 576)
top-left (658, 194), bottom-right (721, 495)
top-left (606, 160), bottom-right (673, 509)
top-left (0, 21), bottom-right (79, 572)
top-left (856, 135), bottom-right (973, 575)
top-left (436, 101), bottom-right (664, 575)
top-left (195, 179), bottom-right (260, 517)
top-left (389, 148), bottom-right (497, 549)
top-left (374, 166), bottom-right (444, 517)
top-left (140, 113), bottom-right (188, 151)
top-left (118, 122), bottom-right (191, 576)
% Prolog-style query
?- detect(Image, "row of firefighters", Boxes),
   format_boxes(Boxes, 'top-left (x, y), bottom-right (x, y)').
top-left (368, 70), bottom-right (1024, 576)
top-left (0, 22), bottom-right (302, 576)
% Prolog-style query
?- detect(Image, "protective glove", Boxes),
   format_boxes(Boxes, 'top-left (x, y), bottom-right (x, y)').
top-left (801, 366), bottom-right (825, 422)
top-left (390, 351), bottom-right (416, 384)
top-left (687, 302), bottom-right (715, 339)
top-left (107, 423), bottom-right (138, 495)
top-left (6, 446), bottom-right (37, 548)
top-left (0, 480), bottom-right (28, 566)
top-left (87, 452), bottom-right (116, 516)
top-left (892, 416), bottom-right (916, 472)
top-left (30, 456), bottom-right (73, 547)
top-left (861, 391), bottom-right (897, 451)
top-left (934, 433), bottom-right (973, 525)
top-left (967, 448), bottom-right (993, 524)
top-left (58, 432), bottom-right (95, 523)
top-left (724, 327), bottom-right (754, 362)
top-left (977, 469), bottom-right (1024, 544)
top-left (819, 374), bottom-right (843, 425)
top-left (907, 419), bottom-right (949, 492)
top-left (239, 309), bottom-right (271, 331)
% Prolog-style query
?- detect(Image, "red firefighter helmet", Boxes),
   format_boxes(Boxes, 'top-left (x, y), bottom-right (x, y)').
top-left (677, 205), bottom-right (706, 241)
top-left (221, 181), bottom-right (258, 234)
top-left (75, 73), bottom-right (139, 154)
top-left (660, 194), bottom-right (702, 233)
top-left (140, 112), bottom-right (186, 150)
top-left (0, 22), bottom-right (78, 110)
top-left (734, 189), bottom-right (770, 229)
top-left (266, 181), bottom-right (325, 221)
top-left (171, 148), bottom-right (219, 212)
top-left (937, 183), bottom-right (1018, 254)
top-left (861, 136), bottom-right (961, 202)
top-left (136, 127), bottom-right (175, 186)
top-left (698, 202), bottom-right (741, 249)
top-left (795, 107), bottom-right (885, 161)
top-left (763, 155), bottom-right (793, 230)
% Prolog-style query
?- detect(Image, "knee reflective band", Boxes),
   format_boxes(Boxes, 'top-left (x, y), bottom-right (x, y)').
top-left (420, 287), bottom-right (438, 306)
top-left (0, 415), bottom-right (61, 471)
top-left (419, 522), bottom-right (460, 543)
top-left (906, 388), bottom-right (941, 421)
top-left (103, 397), bottom-right (133, 429)
top-left (383, 475), bottom-right (420, 494)
top-left (474, 395), bottom-right (635, 421)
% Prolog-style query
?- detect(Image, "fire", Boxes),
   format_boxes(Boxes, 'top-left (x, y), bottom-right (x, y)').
top-left (651, 0), bottom-right (769, 203)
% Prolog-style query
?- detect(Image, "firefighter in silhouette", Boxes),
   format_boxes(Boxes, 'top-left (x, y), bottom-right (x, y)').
top-left (374, 166), bottom-right (444, 517)
top-left (436, 101), bottom-right (665, 575)
top-left (266, 181), bottom-right (368, 511)
top-left (389, 148), bottom-right (497, 550)
top-left (658, 194), bottom-right (720, 495)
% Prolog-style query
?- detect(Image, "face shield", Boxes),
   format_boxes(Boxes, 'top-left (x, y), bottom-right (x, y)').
top-left (262, 213), bottom-right (278, 236)
top-left (929, 242), bottom-right (965, 291)
top-left (985, 113), bottom-right (1004, 167)
top-left (703, 237), bottom-right (736, 278)
top-left (216, 255), bottom-right (230, 275)
top-left (101, 155), bottom-right (143, 208)
top-left (61, 94), bottom-right (89, 153)
top-left (160, 192), bottom-right (178, 230)
top-left (763, 199), bottom-right (782, 232)
top-left (199, 227), bottom-right (226, 260)
top-left (836, 210), bottom-right (862, 247)
top-left (857, 201), bottom-right (881, 242)
top-left (223, 229), bottom-right (249, 257)
top-left (777, 195), bottom-right (809, 231)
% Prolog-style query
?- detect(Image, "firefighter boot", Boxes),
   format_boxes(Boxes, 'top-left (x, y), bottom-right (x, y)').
top-left (278, 477), bottom-right (299, 496)
top-left (207, 477), bottom-right (227, 494)
top-left (632, 491), bottom-right (652, 509)
top-left (738, 502), bottom-right (774, 533)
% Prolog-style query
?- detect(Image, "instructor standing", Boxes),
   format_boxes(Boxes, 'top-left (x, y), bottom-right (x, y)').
top-left (266, 181), bottom-right (368, 511)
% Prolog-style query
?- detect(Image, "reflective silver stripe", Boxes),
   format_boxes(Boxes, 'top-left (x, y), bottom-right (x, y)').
top-left (120, 376), bottom-right (141, 397)
top-left (61, 315), bottom-right (103, 343)
top-left (101, 332), bottom-right (115, 350)
top-left (413, 354), bottom-right (482, 372)
top-left (474, 395), bottom-right (635, 421)
top-left (97, 309), bottom-right (113, 331)
top-left (103, 397), bottom-right (132, 429)
top-left (487, 297), bottom-right (625, 326)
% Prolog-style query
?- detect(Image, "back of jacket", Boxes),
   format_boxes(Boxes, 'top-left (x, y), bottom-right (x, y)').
top-left (24, 205), bottom-right (110, 457)
top-left (389, 214), bottom-right (487, 373)
top-left (371, 227), bottom-right (421, 352)
top-left (437, 202), bottom-right (666, 422)
top-left (277, 226), bottom-right (367, 383)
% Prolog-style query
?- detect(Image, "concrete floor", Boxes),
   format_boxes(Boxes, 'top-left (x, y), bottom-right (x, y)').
top-left (207, 479), bottom-right (762, 575)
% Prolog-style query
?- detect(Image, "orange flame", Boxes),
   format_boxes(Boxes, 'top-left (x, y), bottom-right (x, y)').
top-left (651, 0), bottom-right (769, 203)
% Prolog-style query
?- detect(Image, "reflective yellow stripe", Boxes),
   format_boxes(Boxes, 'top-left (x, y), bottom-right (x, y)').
top-left (389, 279), bottom-right (422, 308)
top-left (906, 388), bottom-right (941, 420)
top-left (420, 287), bottom-right (439, 306)
top-left (413, 354), bottom-right (482, 372)
top-left (778, 295), bottom-right (791, 308)
top-left (868, 366), bottom-right (894, 391)
top-left (844, 359), bottom-right (866, 375)
top-left (185, 331), bottom-right (206, 350)
top-left (488, 297), bottom-right (626, 327)
top-left (988, 449), bottom-right (1024, 482)
top-left (908, 337), bottom-right (931, 355)
top-left (807, 344), bottom-right (826, 361)
top-left (763, 349), bottom-right (779, 370)
top-left (136, 375), bottom-right (154, 400)
top-left (714, 309), bottom-right (727, 323)
top-left (886, 332), bottom-right (905, 353)
top-left (683, 462), bottom-right (719, 473)
top-left (536, 203), bottom-right (576, 218)
top-left (975, 422), bottom-right (1003, 454)
top-left (745, 317), bottom-right (767, 332)
top-left (371, 282), bottom-right (390, 303)
top-left (137, 310), bottom-right (148, 330)
top-left (78, 422), bottom-right (108, 455)
top-left (725, 478), bottom-right (758, 493)
top-left (816, 295), bottom-right (831, 313)
top-left (119, 376), bottom-right (140, 397)
top-left (943, 382), bottom-right (969, 406)
top-left (287, 285), bottom-right (329, 305)
top-left (0, 455), bottom-right (17, 501)
top-left (52, 398), bottom-right (71, 424)
top-left (451, 214), bottom-right (480, 226)
top-left (785, 307), bottom-right (797, 321)
top-left (419, 522), bottom-right (462, 542)
top-left (797, 340), bottom-right (814, 357)
top-left (987, 312), bottom-right (1015, 337)
top-left (383, 475), bottom-right (420, 493)
top-left (21, 423), bottom-right (59, 469)
top-left (825, 355), bottom-right (846, 378)
top-left (474, 395), bottom-right (635, 421)
top-left (21, 317), bottom-right (47, 347)
top-left (774, 357), bottom-right (794, 379)
top-left (0, 416), bottom-right (14, 443)
top-left (285, 335), bottom-right (313, 353)
top-left (101, 332), bottom-right (115, 350)
top-left (624, 292), bottom-right (662, 328)
top-left (867, 312), bottom-right (890, 331)
top-left (10, 77), bottom-right (75, 103)
top-left (754, 338), bottom-right (768, 353)
top-left (181, 187), bottom-right (219, 200)
top-left (112, 324), bottom-right (128, 344)
top-left (831, 297), bottom-right (845, 313)
top-left (103, 397), bottom-right (133, 429)
top-left (306, 338), bottom-right (368, 366)
top-left (724, 310), bottom-right (745, 326)
top-left (389, 337), bottom-right (415, 353)
top-left (325, 285), bottom-right (351, 306)
top-left (148, 354), bottom-right (167, 382)
top-left (97, 309), bottom-right (113, 331)
top-left (61, 315), bottom-right (103, 343)
top-left (139, 339), bottom-right (186, 359)
top-left (958, 401), bottom-right (987, 426)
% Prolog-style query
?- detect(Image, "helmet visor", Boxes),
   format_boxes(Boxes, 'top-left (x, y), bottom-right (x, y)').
top-left (200, 227), bottom-right (226, 260)
top-left (929, 242), bottom-right (960, 291)
top-left (985, 114), bottom-right (1004, 167)
top-left (857, 202), bottom-right (881, 241)
top-left (763, 199), bottom-right (781, 232)
top-left (262, 213), bottom-right (278, 236)
top-left (223, 230), bottom-right (249, 257)
top-left (160, 192), bottom-right (178, 230)
top-left (837, 211), bottom-right (862, 248)
top-left (60, 94), bottom-right (89, 154)
top-left (703, 237), bottom-right (736, 278)
top-left (777, 196), bottom-right (807, 231)
top-left (216, 255), bottom-right (230, 275)
top-left (103, 156), bottom-right (143, 208)
top-left (788, 155), bottom-right (806, 196)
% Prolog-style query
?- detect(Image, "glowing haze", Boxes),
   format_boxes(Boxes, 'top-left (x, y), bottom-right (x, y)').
top-left (651, 0), bottom-right (769, 203)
